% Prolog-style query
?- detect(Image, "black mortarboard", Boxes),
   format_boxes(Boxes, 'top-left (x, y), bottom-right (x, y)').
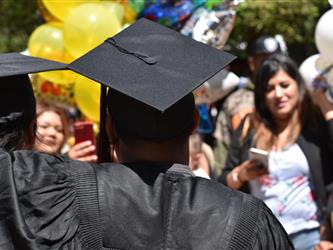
top-left (68, 18), bottom-right (235, 161)
top-left (0, 53), bottom-right (67, 137)
top-left (69, 18), bottom-right (235, 112)
top-left (0, 52), bottom-right (66, 77)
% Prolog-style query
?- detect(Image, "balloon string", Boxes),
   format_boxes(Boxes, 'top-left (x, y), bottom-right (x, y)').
top-left (105, 38), bottom-right (157, 65)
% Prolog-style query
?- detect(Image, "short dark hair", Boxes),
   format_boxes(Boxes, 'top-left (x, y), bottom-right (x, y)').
top-left (107, 90), bottom-right (196, 142)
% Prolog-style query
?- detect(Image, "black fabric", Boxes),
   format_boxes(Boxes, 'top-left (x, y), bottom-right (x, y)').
top-left (219, 117), bottom-right (333, 236)
top-left (107, 90), bottom-right (195, 141)
top-left (0, 75), bottom-right (36, 129)
top-left (68, 18), bottom-right (235, 112)
top-left (0, 150), bottom-right (293, 250)
top-left (0, 150), bottom-right (82, 250)
top-left (0, 52), bottom-right (66, 77)
top-left (73, 162), bottom-right (102, 250)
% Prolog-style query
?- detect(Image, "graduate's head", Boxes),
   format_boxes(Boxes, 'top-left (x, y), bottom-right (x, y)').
top-left (106, 89), bottom-right (198, 143)
top-left (67, 18), bottom-right (235, 162)
top-left (105, 90), bottom-right (199, 163)
top-left (0, 53), bottom-right (67, 152)
top-left (0, 74), bottom-right (36, 151)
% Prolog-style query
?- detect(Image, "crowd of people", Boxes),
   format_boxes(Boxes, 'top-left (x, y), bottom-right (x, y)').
top-left (0, 19), bottom-right (333, 250)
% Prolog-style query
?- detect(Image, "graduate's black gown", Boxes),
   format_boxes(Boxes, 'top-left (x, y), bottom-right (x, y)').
top-left (0, 149), bottom-right (293, 250)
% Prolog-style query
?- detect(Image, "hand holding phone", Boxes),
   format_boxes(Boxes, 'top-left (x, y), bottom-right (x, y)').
top-left (249, 147), bottom-right (269, 169)
top-left (71, 121), bottom-right (97, 162)
top-left (74, 121), bottom-right (95, 145)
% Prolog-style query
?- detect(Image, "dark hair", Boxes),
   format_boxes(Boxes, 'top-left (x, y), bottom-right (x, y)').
top-left (252, 54), bottom-right (319, 148)
top-left (254, 54), bottom-right (307, 130)
top-left (107, 90), bottom-right (196, 143)
top-left (0, 75), bottom-right (36, 152)
top-left (0, 114), bottom-right (36, 152)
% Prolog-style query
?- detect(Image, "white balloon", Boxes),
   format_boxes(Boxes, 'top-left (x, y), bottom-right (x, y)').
top-left (316, 54), bottom-right (333, 102)
top-left (315, 54), bottom-right (333, 71)
top-left (315, 9), bottom-right (333, 61)
top-left (299, 54), bottom-right (320, 90)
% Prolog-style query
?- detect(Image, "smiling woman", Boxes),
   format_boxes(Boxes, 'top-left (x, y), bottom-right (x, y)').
top-left (34, 101), bottom-right (98, 162)
top-left (219, 54), bottom-right (333, 249)
top-left (265, 69), bottom-right (300, 122)
top-left (35, 101), bottom-right (69, 155)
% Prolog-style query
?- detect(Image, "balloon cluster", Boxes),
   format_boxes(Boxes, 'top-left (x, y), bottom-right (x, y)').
top-left (30, 0), bottom-right (126, 122)
top-left (30, 0), bottom-right (239, 121)
top-left (139, 0), bottom-right (237, 50)
top-left (299, 8), bottom-right (333, 103)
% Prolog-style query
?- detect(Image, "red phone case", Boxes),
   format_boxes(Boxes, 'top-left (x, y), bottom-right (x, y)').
top-left (74, 121), bottom-right (95, 145)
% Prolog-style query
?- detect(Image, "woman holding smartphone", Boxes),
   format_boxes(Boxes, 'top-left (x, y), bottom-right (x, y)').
top-left (35, 101), bottom-right (97, 162)
top-left (219, 54), bottom-right (333, 250)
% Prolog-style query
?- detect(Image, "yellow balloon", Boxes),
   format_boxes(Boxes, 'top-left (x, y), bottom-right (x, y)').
top-left (102, 1), bottom-right (125, 23)
top-left (42, 0), bottom-right (101, 22)
top-left (37, 0), bottom-right (59, 22)
top-left (64, 3), bottom-right (121, 58)
top-left (123, 3), bottom-right (137, 23)
top-left (74, 76), bottom-right (101, 122)
top-left (28, 22), bottom-right (77, 84)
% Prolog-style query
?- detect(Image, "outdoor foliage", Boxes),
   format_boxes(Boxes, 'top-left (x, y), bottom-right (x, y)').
top-left (229, 0), bottom-right (330, 59)
top-left (0, 0), bottom-right (41, 52)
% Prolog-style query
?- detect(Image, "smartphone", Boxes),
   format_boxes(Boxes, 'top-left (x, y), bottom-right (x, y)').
top-left (249, 147), bottom-right (269, 169)
top-left (74, 121), bottom-right (96, 146)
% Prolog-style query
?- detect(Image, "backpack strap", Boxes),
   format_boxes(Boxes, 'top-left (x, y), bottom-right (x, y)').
top-left (228, 194), bottom-right (261, 250)
top-left (72, 161), bottom-right (103, 250)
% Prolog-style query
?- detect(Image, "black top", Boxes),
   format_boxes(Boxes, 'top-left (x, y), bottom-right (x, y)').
top-left (0, 149), bottom-right (293, 250)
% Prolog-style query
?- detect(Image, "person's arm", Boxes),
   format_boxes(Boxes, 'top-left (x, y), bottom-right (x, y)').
top-left (0, 150), bottom-right (81, 249)
top-left (312, 89), bottom-right (333, 121)
top-left (315, 241), bottom-right (333, 250)
top-left (225, 159), bottom-right (268, 190)
top-left (218, 118), bottom-right (267, 190)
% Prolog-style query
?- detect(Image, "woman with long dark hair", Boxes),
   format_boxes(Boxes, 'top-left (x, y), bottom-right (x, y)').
top-left (220, 54), bottom-right (333, 250)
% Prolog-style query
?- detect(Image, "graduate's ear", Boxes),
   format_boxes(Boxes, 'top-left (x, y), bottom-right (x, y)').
top-left (105, 115), bottom-right (118, 144)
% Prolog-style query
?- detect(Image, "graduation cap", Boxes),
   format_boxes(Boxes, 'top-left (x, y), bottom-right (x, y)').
top-left (0, 52), bottom-right (66, 77)
top-left (0, 53), bottom-right (67, 129)
top-left (0, 19), bottom-right (234, 161)
top-left (68, 18), bottom-right (235, 162)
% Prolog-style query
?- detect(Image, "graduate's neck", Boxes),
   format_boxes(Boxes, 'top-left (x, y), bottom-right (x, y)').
top-left (114, 138), bottom-right (189, 165)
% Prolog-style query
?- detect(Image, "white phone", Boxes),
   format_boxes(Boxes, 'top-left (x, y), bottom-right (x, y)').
top-left (249, 147), bottom-right (269, 169)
